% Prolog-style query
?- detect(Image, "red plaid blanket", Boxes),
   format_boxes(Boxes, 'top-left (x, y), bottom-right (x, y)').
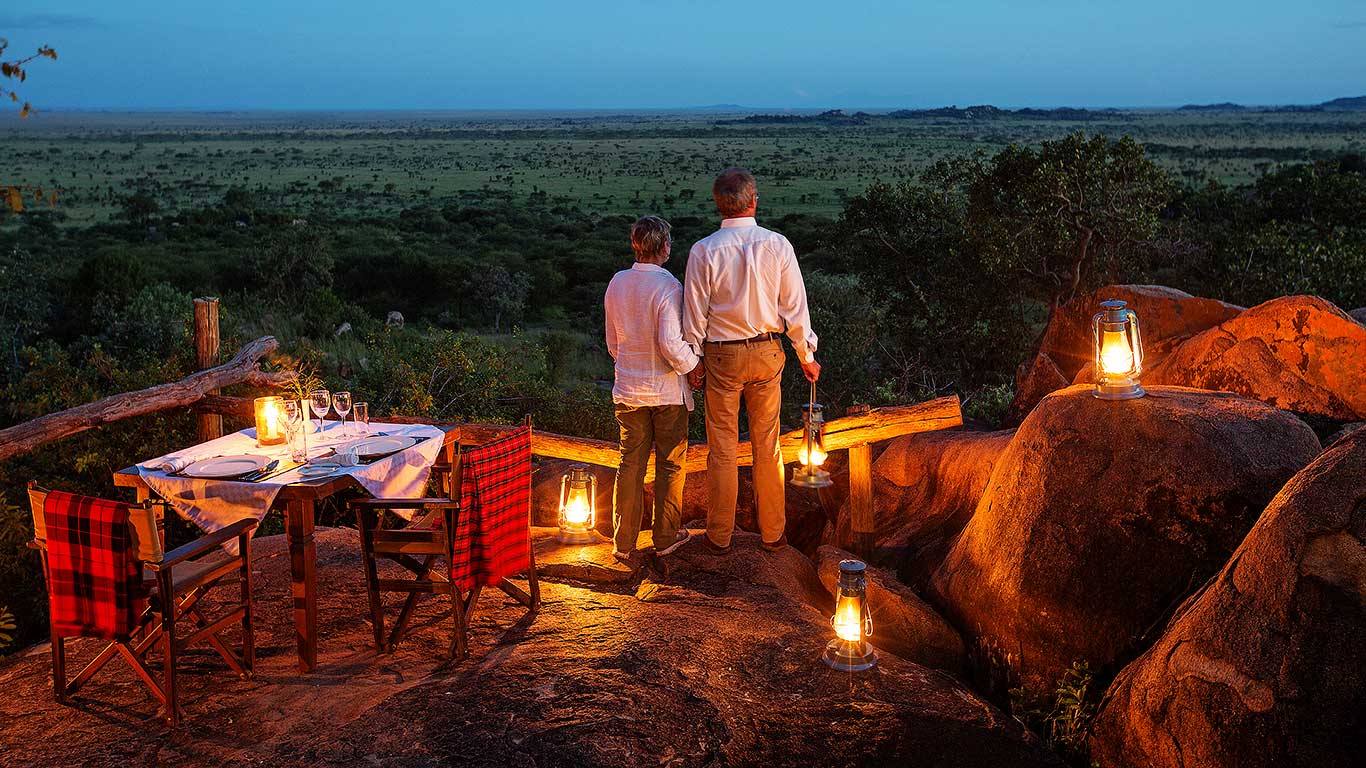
top-left (42, 491), bottom-right (145, 640)
top-left (450, 427), bottom-right (532, 591)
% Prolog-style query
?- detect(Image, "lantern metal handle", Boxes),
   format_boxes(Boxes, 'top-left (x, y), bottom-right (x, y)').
top-left (1126, 309), bottom-right (1143, 371)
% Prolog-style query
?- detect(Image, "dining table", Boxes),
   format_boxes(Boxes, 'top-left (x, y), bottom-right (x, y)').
top-left (113, 421), bottom-right (459, 672)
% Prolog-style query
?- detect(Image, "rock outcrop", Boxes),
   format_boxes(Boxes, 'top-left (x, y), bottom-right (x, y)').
top-left (0, 528), bottom-right (1060, 767)
top-left (830, 429), bottom-right (1014, 582)
top-left (1348, 306), bottom-right (1366, 326)
top-left (1008, 285), bottom-right (1243, 422)
top-left (932, 385), bottom-right (1320, 696)
top-left (1089, 428), bottom-right (1366, 768)
top-left (816, 545), bottom-right (968, 674)
top-left (1145, 295), bottom-right (1366, 421)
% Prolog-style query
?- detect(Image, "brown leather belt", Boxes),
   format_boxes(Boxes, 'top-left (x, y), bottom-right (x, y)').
top-left (707, 332), bottom-right (780, 345)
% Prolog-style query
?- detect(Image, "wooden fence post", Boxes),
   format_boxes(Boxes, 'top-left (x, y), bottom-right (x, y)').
top-left (194, 297), bottom-right (223, 442)
top-left (847, 442), bottom-right (875, 556)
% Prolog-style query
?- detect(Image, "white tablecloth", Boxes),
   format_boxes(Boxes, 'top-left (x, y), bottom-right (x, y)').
top-left (137, 421), bottom-right (445, 548)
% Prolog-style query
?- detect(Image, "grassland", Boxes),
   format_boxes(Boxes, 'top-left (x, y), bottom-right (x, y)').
top-left (4, 107), bottom-right (1364, 226)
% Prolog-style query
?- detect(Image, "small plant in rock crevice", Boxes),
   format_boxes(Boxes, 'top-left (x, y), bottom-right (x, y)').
top-left (1010, 660), bottom-right (1102, 766)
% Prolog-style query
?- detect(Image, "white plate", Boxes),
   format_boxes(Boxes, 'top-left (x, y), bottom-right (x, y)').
top-left (180, 455), bottom-right (268, 479)
top-left (297, 464), bottom-right (340, 478)
top-left (350, 435), bottom-right (418, 459)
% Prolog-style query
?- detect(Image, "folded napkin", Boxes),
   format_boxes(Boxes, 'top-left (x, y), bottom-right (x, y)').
top-left (141, 455), bottom-right (195, 474)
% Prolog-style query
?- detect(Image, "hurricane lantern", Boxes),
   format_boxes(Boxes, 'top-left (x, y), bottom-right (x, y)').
top-left (254, 396), bottom-right (287, 447)
top-left (791, 382), bottom-right (833, 489)
top-left (557, 464), bottom-right (598, 543)
top-left (1092, 299), bottom-right (1145, 400)
top-left (823, 559), bottom-right (877, 672)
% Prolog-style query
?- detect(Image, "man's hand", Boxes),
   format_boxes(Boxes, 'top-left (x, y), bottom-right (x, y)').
top-left (687, 362), bottom-right (706, 390)
top-left (800, 359), bottom-right (821, 383)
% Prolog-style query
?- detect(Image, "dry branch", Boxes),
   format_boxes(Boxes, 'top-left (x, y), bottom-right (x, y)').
top-left (0, 336), bottom-right (292, 462)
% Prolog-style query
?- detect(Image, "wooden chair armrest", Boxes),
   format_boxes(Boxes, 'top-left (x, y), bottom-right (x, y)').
top-left (148, 519), bottom-right (257, 571)
top-left (348, 498), bottom-right (457, 510)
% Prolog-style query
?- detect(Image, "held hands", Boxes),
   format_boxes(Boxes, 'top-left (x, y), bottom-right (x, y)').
top-left (687, 362), bottom-right (706, 390)
top-left (800, 359), bottom-right (821, 383)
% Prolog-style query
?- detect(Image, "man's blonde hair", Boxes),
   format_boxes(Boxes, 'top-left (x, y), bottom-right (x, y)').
top-left (630, 215), bottom-right (672, 261)
top-left (713, 167), bottom-right (757, 217)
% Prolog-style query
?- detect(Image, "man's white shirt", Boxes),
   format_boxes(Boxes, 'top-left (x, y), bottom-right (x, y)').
top-left (604, 262), bottom-right (700, 410)
top-left (682, 216), bottom-right (818, 363)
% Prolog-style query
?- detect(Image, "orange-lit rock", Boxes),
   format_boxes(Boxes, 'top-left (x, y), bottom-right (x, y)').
top-left (830, 428), bottom-right (1014, 583)
top-left (1145, 295), bottom-right (1366, 420)
top-left (932, 385), bottom-right (1319, 697)
top-left (1008, 285), bottom-right (1243, 422)
top-left (1089, 428), bottom-right (1366, 768)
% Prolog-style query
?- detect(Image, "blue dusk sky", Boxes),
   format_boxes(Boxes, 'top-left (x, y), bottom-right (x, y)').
top-left (2, 1), bottom-right (1362, 110)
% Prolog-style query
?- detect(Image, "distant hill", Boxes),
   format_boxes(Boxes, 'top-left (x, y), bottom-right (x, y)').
top-left (1178, 102), bottom-right (1246, 111)
top-left (1321, 96), bottom-right (1366, 111)
top-left (718, 105), bottom-right (1102, 125)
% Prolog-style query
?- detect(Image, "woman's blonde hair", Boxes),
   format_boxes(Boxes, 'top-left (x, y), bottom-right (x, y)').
top-left (630, 215), bottom-right (672, 261)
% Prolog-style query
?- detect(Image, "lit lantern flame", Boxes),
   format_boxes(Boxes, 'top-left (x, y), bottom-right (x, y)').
top-left (832, 594), bottom-right (863, 642)
top-left (1099, 328), bottom-right (1134, 375)
top-left (557, 464), bottom-right (598, 543)
top-left (798, 443), bottom-right (828, 467)
top-left (562, 488), bottom-right (591, 526)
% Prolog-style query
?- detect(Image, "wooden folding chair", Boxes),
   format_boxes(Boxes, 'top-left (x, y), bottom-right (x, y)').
top-left (353, 418), bottom-right (539, 660)
top-left (27, 482), bottom-right (256, 726)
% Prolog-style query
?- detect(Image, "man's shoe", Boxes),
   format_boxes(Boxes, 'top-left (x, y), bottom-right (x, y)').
top-left (702, 535), bottom-right (731, 555)
top-left (761, 535), bottom-right (788, 552)
top-left (612, 549), bottom-right (634, 564)
top-left (655, 528), bottom-right (692, 556)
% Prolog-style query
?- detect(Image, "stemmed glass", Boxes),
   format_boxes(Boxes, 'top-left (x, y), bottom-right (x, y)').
top-left (333, 391), bottom-right (352, 438)
top-left (352, 402), bottom-right (369, 436)
top-left (309, 389), bottom-right (331, 435)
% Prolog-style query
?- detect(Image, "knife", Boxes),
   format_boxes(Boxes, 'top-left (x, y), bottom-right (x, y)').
top-left (238, 460), bottom-right (280, 483)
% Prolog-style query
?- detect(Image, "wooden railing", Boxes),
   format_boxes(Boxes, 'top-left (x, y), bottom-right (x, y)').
top-left (0, 297), bottom-right (964, 554)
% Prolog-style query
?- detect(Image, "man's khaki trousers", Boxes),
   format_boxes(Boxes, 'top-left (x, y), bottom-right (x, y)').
top-left (702, 336), bottom-right (786, 547)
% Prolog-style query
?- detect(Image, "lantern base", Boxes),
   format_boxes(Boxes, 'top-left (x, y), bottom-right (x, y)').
top-left (791, 467), bottom-right (834, 489)
top-left (1093, 381), bottom-right (1146, 400)
top-left (557, 527), bottom-right (599, 545)
top-left (822, 638), bottom-right (877, 672)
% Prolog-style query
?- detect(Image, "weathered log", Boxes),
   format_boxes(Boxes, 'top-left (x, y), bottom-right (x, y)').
top-left (0, 336), bottom-right (293, 462)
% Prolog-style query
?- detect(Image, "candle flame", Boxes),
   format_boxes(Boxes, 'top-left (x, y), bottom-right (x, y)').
top-left (262, 399), bottom-right (280, 438)
top-left (1100, 329), bottom-right (1134, 376)
top-left (833, 595), bottom-right (863, 642)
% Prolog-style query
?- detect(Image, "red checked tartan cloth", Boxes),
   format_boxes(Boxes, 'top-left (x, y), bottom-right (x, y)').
top-left (450, 426), bottom-right (532, 591)
top-left (42, 490), bottom-right (145, 640)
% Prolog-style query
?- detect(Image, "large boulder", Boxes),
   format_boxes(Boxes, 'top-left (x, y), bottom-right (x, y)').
top-left (1008, 285), bottom-right (1243, 422)
top-left (932, 385), bottom-right (1320, 697)
top-left (830, 429), bottom-right (1015, 583)
top-left (1145, 295), bottom-right (1366, 421)
top-left (816, 545), bottom-right (968, 674)
top-left (1089, 428), bottom-right (1366, 768)
top-left (0, 529), bottom-right (1062, 767)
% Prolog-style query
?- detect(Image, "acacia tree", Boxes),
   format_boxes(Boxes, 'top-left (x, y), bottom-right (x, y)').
top-left (1, 37), bottom-right (59, 212)
top-left (967, 132), bottom-right (1172, 312)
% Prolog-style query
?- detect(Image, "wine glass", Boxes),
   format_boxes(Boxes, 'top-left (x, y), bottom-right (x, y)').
top-left (309, 389), bottom-right (331, 435)
top-left (333, 391), bottom-right (352, 438)
top-left (352, 402), bottom-right (369, 436)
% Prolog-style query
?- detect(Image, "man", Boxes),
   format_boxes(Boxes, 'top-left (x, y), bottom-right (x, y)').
top-left (604, 215), bottom-right (701, 561)
top-left (683, 168), bottom-right (820, 555)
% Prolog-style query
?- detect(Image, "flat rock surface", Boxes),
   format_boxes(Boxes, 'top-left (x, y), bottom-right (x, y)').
top-left (0, 527), bottom-right (1058, 767)
top-left (932, 385), bottom-right (1320, 697)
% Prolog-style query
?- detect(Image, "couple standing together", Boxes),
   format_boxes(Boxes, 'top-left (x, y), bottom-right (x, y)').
top-left (604, 167), bottom-right (820, 560)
